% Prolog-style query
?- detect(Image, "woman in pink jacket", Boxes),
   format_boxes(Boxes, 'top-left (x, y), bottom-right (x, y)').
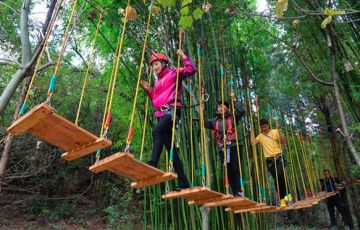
top-left (140, 49), bottom-right (197, 190)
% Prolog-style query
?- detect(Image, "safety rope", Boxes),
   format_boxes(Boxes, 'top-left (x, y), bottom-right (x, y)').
top-left (125, 0), bottom-right (154, 151)
top-left (75, 13), bottom-right (103, 125)
top-left (247, 92), bottom-right (262, 202)
top-left (140, 68), bottom-right (153, 161)
top-left (255, 96), bottom-right (270, 202)
top-left (47, 0), bottom-right (80, 103)
top-left (220, 65), bottom-right (230, 194)
top-left (96, 0), bottom-right (132, 161)
top-left (289, 124), bottom-right (309, 198)
top-left (168, 29), bottom-right (183, 172)
top-left (229, 77), bottom-right (244, 194)
top-left (19, 0), bottom-right (64, 115)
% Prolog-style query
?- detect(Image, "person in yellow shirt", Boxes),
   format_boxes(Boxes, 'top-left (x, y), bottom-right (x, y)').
top-left (253, 118), bottom-right (289, 206)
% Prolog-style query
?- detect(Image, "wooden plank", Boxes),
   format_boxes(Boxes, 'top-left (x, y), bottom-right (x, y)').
top-left (89, 152), bottom-right (175, 187)
top-left (225, 203), bottom-right (264, 212)
top-left (131, 172), bottom-right (177, 189)
top-left (31, 112), bottom-right (99, 150)
top-left (234, 205), bottom-right (274, 214)
top-left (7, 103), bottom-right (53, 136)
top-left (89, 152), bottom-right (133, 173)
top-left (188, 195), bottom-right (233, 206)
top-left (162, 187), bottom-right (229, 201)
top-left (62, 137), bottom-right (112, 161)
top-left (204, 197), bottom-right (257, 208)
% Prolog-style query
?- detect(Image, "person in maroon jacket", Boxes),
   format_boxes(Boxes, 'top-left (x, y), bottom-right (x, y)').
top-left (140, 49), bottom-right (197, 190)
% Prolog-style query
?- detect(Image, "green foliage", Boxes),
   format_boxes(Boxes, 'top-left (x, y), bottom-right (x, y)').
top-left (157, 0), bottom-right (176, 8)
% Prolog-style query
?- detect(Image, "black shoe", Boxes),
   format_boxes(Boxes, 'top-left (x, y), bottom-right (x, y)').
top-left (234, 192), bottom-right (244, 198)
top-left (176, 183), bottom-right (190, 191)
top-left (147, 160), bottom-right (157, 168)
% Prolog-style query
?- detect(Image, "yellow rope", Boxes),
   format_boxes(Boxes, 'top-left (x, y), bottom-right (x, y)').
top-left (197, 45), bottom-right (207, 186)
top-left (22, 0), bottom-right (64, 104)
top-left (126, 0), bottom-right (153, 147)
top-left (299, 132), bottom-right (315, 196)
top-left (275, 119), bottom-right (290, 201)
top-left (289, 124), bottom-right (308, 198)
top-left (220, 65), bottom-right (230, 194)
top-left (308, 135), bottom-right (322, 192)
top-left (99, 21), bottom-right (124, 136)
top-left (284, 120), bottom-right (298, 200)
top-left (47, 0), bottom-right (80, 101)
top-left (241, 119), bottom-right (254, 199)
top-left (140, 68), bottom-right (153, 161)
top-left (247, 94), bottom-right (261, 201)
top-left (189, 78), bottom-right (194, 185)
top-left (75, 13), bottom-right (103, 125)
top-left (168, 29), bottom-right (184, 170)
top-left (229, 87), bottom-right (244, 192)
top-left (103, 0), bottom-right (131, 136)
top-left (255, 96), bottom-right (269, 201)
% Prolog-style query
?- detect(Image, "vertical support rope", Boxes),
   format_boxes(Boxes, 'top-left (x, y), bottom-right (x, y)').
top-left (247, 93), bottom-right (262, 202)
top-left (20, 0), bottom-right (64, 115)
top-left (47, 0), bottom-right (80, 102)
top-left (229, 78), bottom-right (244, 194)
top-left (220, 65), bottom-right (230, 194)
top-left (290, 124), bottom-right (308, 198)
top-left (284, 119), bottom-right (298, 201)
top-left (255, 96), bottom-right (269, 202)
top-left (168, 29), bottom-right (184, 172)
top-left (96, 1), bottom-right (131, 161)
top-left (75, 13), bottom-right (103, 125)
top-left (125, 0), bottom-right (153, 149)
top-left (102, 0), bottom-right (131, 137)
top-left (198, 44), bottom-right (207, 187)
top-left (140, 68), bottom-right (153, 161)
top-left (241, 117), bottom-right (254, 199)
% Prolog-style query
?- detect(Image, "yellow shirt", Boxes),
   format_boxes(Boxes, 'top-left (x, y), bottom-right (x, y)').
top-left (255, 129), bottom-right (282, 158)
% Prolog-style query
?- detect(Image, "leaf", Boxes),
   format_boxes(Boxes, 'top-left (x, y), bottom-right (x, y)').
top-left (292, 19), bottom-right (299, 28)
top-left (180, 6), bottom-right (189, 16)
top-left (179, 15), bottom-right (193, 29)
top-left (157, 0), bottom-right (176, 8)
top-left (182, 0), bottom-right (192, 7)
top-left (275, 0), bottom-right (288, 19)
top-left (321, 16), bottom-right (332, 29)
top-left (324, 8), bottom-right (345, 16)
top-left (192, 8), bottom-right (203, 20)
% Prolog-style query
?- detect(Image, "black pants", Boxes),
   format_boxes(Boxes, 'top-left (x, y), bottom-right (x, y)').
top-left (219, 145), bottom-right (242, 195)
top-left (326, 195), bottom-right (353, 227)
top-left (266, 157), bottom-right (287, 199)
top-left (148, 111), bottom-right (189, 186)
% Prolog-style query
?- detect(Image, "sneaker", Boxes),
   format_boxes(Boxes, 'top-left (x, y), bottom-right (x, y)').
top-left (235, 192), bottom-right (244, 198)
top-left (176, 182), bottom-right (190, 191)
top-left (280, 199), bottom-right (287, 207)
top-left (284, 194), bottom-right (293, 202)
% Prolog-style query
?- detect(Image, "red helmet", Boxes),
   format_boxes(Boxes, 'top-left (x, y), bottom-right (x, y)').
top-left (150, 53), bottom-right (168, 64)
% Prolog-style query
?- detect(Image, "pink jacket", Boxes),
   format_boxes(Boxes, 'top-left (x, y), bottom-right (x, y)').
top-left (148, 57), bottom-right (197, 118)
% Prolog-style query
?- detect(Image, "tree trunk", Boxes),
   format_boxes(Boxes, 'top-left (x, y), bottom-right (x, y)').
top-left (0, 0), bottom-right (57, 114)
top-left (0, 76), bottom-right (31, 192)
top-left (327, 27), bottom-right (360, 166)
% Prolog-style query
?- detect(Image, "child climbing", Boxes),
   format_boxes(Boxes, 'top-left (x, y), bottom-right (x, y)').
top-left (252, 118), bottom-right (291, 206)
top-left (140, 49), bottom-right (197, 191)
top-left (204, 100), bottom-right (245, 197)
